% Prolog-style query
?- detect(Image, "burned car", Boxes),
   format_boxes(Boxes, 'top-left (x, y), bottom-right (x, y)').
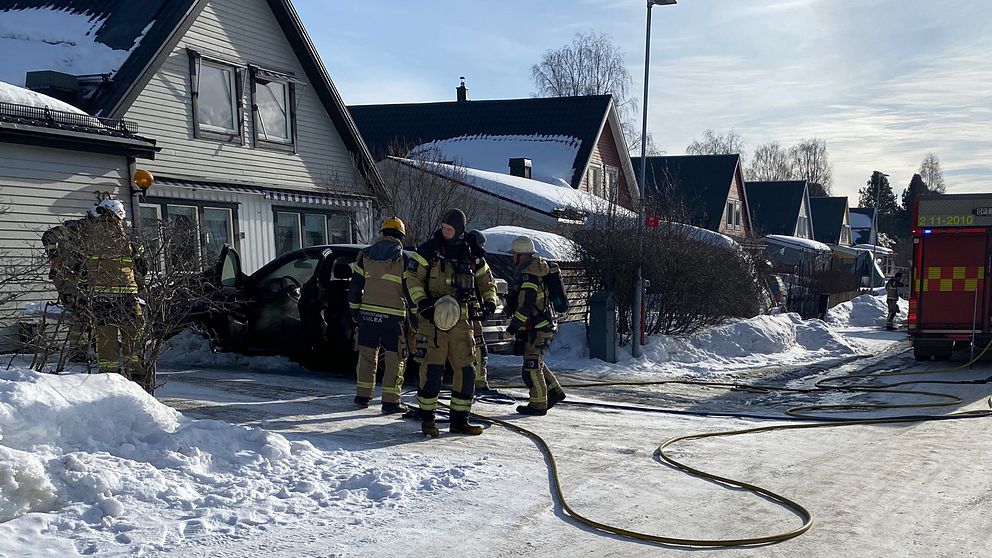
top-left (202, 244), bottom-right (511, 372)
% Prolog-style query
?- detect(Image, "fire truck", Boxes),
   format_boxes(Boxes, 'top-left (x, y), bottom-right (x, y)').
top-left (909, 193), bottom-right (992, 360)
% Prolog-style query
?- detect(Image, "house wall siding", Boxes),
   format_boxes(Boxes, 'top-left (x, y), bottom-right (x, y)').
top-left (718, 172), bottom-right (748, 238)
top-left (123, 0), bottom-right (366, 195)
top-left (587, 120), bottom-right (633, 209)
top-left (0, 142), bottom-right (130, 351)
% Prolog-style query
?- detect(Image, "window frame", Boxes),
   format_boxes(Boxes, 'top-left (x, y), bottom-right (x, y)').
top-left (588, 165), bottom-right (604, 197)
top-left (140, 196), bottom-right (241, 268)
top-left (271, 207), bottom-right (354, 256)
top-left (250, 65), bottom-right (299, 153)
top-left (188, 49), bottom-right (245, 144)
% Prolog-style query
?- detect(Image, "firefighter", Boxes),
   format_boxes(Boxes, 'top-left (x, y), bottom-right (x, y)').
top-left (81, 198), bottom-right (150, 390)
top-left (406, 209), bottom-right (497, 437)
top-left (348, 217), bottom-right (410, 414)
top-left (41, 204), bottom-right (98, 364)
top-left (465, 229), bottom-right (499, 393)
top-left (885, 271), bottom-right (906, 331)
top-left (506, 235), bottom-right (566, 416)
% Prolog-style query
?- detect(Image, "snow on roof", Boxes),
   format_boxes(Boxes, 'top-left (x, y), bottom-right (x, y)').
top-left (398, 158), bottom-right (628, 218)
top-left (0, 7), bottom-right (150, 85)
top-left (410, 134), bottom-right (581, 188)
top-left (582, 213), bottom-right (740, 251)
top-left (763, 234), bottom-right (832, 252)
top-left (852, 243), bottom-right (893, 255)
top-left (481, 225), bottom-right (579, 262)
top-left (848, 211), bottom-right (874, 229)
top-left (0, 80), bottom-right (89, 115)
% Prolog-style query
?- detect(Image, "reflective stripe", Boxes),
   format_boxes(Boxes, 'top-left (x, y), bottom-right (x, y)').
top-left (535, 320), bottom-right (551, 329)
top-left (410, 252), bottom-right (429, 266)
top-left (408, 286), bottom-right (427, 303)
top-left (449, 396), bottom-right (472, 412)
top-left (93, 286), bottom-right (139, 294)
top-left (349, 302), bottom-right (360, 310)
top-left (360, 304), bottom-right (406, 317)
top-left (474, 263), bottom-right (491, 278)
top-left (381, 273), bottom-right (403, 283)
top-left (356, 381), bottom-right (375, 389)
top-left (522, 282), bottom-right (539, 291)
top-left (381, 386), bottom-right (402, 395)
top-left (514, 311), bottom-right (528, 322)
top-left (417, 396), bottom-right (437, 410)
top-left (89, 256), bottom-right (134, 263)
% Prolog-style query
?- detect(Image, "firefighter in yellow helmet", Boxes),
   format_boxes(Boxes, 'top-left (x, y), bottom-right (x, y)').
top-left (80, 198), bottom-right (150, 391)
top-left (505, 235), bottom-right (566, 415)
top-left (348, 217), bottom-right (411, 414)
top-left (405, 209), bottom-right (497, 437)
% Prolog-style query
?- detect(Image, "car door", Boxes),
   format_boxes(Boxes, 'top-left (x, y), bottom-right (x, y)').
top-left (201, 245), bottom-right (249, 349)
top-left (243, 249), bottom-right (320, 356)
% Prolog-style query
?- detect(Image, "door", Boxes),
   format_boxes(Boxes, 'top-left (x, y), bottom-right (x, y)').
top-left (203, 245), bottom-right (248, 349)
top-left (244, 250), bottom-right (320, 355)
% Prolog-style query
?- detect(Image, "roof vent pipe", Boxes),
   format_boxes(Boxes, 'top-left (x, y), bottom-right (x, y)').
top-left (456, 76), bottom-right (468, 102)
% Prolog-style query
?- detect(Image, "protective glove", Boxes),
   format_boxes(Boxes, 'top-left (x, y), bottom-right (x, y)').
top-left (481, 301), bottom-right (497, 321)
top-left (350, 309), bottom-right (360, 325)
top-left (418, 298), bottom-right (435, 324)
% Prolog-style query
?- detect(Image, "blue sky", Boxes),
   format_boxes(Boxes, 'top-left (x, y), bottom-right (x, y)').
top-left (296, 0), bottom-right (991, 205)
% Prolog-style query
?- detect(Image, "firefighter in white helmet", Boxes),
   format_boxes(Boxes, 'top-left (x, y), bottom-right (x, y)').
top-left (348, 217), bottom-right (410, 414)
top-left (505, 235), bottom-right (565, 415)
top-left (80, 198), bottom-right (150, 390)
top-left (405, 209), bottom-right (497, 437)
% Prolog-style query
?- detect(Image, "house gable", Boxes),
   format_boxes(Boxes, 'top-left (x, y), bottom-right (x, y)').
top-left (119, 0), bottom-right (370, 195)
top-left (745, 180), bottom-right (809, 237)
top-left (581, 105), bottom-right (636, 209)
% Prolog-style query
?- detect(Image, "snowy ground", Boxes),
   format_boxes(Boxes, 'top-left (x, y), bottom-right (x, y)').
top-left (3, 295), bottom-right (991, 556)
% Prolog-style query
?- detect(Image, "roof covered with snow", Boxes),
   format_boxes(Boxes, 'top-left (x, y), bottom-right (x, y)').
top-left (0, 80), bottom-right (88, 114)
top-left (763, 234), bottom-right (832, 252)
top-left (394, 157), bottom-right (629, 220)
top-left (349, 95), bottom-right (615, 190)
top-left (632, 154), bottom-right (742, 231)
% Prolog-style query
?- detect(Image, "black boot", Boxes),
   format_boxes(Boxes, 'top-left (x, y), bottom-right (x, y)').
top-left (547, 388), bottom-right (567, 410)
top-left (381, 402), bottom-right (408, 415)
top-left (402, 406), bottom-right (424, 420)
top-left (449, 410), bottom-right (483, 435)
top-left (516, 404), bottom-right (547, 416)
top-left (354, 395), bottom-right (370, 408)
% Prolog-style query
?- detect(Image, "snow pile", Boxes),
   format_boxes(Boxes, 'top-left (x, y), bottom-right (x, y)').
top-left (482, 225), bottom-right (578, 261)
top-left (0, 368), bottom-right (488, 554)
top-left (159, 329), bottom-right (308, 372)
top-left (0, 81), bottom-right (89, 115)
top-left (0, 8), bottom-right (148, 86)
top-left (826, 294), bottom-right (908, 327)
top-left (410, 134), bottom-right (581, 187)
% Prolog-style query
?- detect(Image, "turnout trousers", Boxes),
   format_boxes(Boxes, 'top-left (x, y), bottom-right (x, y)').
top-left (472, 319), bottom-right (490, 389)
top-left (416, 319), bottom-right (477, 416)
top-left (355, 311), bottom-right (406, 404)
top-left (93, 295), bottom-right (147, 389)
top-left (521, 329), bottom-right (562, 410)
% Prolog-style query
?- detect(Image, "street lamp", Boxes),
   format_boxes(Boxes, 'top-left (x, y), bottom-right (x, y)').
top-left (872, 170), bottom-right (889, 285)
top-left (633, 0), bottom-right (677, 358)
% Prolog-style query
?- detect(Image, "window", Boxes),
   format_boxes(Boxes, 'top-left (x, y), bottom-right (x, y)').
top-left (188, 49), bottom-right (244, 142)
top-left (251, 66), bottom-right (298, 151)
top-left (726, 201), bottom-right (735, 227)
top-left (841, 224), bottom-right (852, 245)
top-left (273, 209), bottom-right (353, 256)
top-left (734, 203), bottom-right (742, 229)
top-left (138, 205), bottom-right (163, 271)
top-left (588, 166), bottom-right (603, 197)
top-left (797, 214), bottom-right (810, 238)
top-left (604, 165), bottom-right (619, 202)
top-left (139, 198), bottom-right (239, 270)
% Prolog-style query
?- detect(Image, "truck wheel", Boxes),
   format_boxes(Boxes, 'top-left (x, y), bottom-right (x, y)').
top-left (913, 347), bottom-right (931, 361)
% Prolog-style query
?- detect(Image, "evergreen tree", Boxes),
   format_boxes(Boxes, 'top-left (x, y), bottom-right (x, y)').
top-left (858, 171), bottom-right (899, 238)
top-left (897, 174), bottom-right (930, 235)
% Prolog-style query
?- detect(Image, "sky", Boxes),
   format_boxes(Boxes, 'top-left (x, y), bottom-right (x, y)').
top-left (296, 0), bottom-right (992, 206)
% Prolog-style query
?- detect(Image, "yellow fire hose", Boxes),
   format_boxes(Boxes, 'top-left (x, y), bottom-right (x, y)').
top-left (463, 340), bottom-right (992, 548)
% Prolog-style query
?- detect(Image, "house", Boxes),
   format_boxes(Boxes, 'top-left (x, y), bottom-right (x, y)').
top-left (849, 208), bottom-right (876, 245)
top-left (745, 180), bottom-right (815, 239)
top-left (632, 154), bottom-right (751, 239)
top-left (0, 82), bottom-right (158, 350)
top-left (348, 91), bottom-right (639, 210)
top-left (809, 197), bottom-right (852, 246)
top-left (0, 0), bottom-right (384, 273)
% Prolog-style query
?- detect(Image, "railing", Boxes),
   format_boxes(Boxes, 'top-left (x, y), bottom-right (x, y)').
top-left (0, 101), bottom-right (138, 135)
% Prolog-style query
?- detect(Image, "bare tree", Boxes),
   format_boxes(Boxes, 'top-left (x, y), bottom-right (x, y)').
top-left (376, 145), bottom-right (484, 245)
top-left (789, 138), bottom-right (833, 197)
top-left (918, 153), bottom-right (946, 193)
top-left (686, 129), bottom-right (746, 159)
top-left (747, 141), bottom-right (794, 181)
top-left (531, 31), bottom-right (643, 152)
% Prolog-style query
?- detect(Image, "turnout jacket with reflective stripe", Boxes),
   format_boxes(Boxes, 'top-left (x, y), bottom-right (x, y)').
top-left (348, 236), bottom-right (408, 317)
top-left (80, 218), bottom-right (144, 295)
top-left (507, 256), bottom-right (554, 333)
top-left (404, 233), bottom-right (497, 314)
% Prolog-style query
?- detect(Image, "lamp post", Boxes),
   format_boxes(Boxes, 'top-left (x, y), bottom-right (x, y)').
top-left (633, 0), bottom-right (676, 358)
top-left (872, 170), bottom-right (889, 285)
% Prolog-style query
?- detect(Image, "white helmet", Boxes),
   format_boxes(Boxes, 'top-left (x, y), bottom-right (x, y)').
top-left (511, 236), bottom-right (536, 255)
top-left (98, 198), bottom-right (126, 220)
top-left (86, 202), bottom-right (101, 218)
top-left (433, 295), bottom-right (461, 331)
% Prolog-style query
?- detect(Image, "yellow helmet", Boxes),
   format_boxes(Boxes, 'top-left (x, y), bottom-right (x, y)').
top-left (380, 216), bottom-right (406, 237)
top-left (511, 236), bottom-right (536, 255)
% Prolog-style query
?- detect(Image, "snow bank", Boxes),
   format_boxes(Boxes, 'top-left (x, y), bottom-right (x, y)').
top-left (0, 368), bottom-right (488, 554)
top-left (826, 294), bottom-right (908, 327)
top-left (482, 225), bottom-right (578, 261)
top-left (159, 329), bottom-right (308, 372)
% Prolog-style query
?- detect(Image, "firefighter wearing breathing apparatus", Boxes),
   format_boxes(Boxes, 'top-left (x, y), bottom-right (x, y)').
top-left (506, 235), bottom-right (566, 416)
top-left (465, 229), bottom-right (498, 392)
top-left (406, 209), bottom-right (498, 437)
top-left (80, 198), bottom-right (150, 391)
top-left (348, 217), bottom-right (410, 414)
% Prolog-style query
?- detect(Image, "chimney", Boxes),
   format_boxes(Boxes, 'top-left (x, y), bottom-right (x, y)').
top-left (25, 70), bottom-right (80, 105)
top-left (509, 157), bottom-right (532, 179)
top-left (456, 76), bottom-right (468, 102)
